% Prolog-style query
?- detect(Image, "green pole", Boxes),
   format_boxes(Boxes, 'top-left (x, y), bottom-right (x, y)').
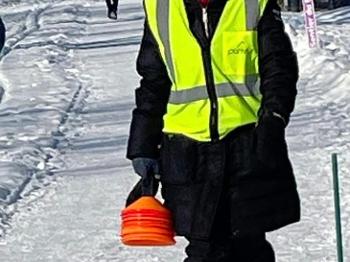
top-left (332, 153), bottom-right (343, 262)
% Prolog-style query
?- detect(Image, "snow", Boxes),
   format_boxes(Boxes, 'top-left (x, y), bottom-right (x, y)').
top-left (0, 1), bottom-right (350, 261)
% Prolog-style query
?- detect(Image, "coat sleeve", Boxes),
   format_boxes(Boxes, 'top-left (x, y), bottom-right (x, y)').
top-left (126, 21), bottom-right (171, 160)
top-left (258, 0), bottom-right (299, 124)
top-left (0, 17), bottom-right (5, 52)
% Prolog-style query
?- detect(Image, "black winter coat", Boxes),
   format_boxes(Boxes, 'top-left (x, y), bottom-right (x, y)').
top-left (127, 0), bottom-right (300, 238)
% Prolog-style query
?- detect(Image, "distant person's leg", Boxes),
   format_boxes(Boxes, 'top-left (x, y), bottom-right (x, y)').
top-left (112, 0), bottom-right (119, 10)
top-left (105, 0), bottom-right (112, 9)
top-left (105, 0), bottom-right (118, 19)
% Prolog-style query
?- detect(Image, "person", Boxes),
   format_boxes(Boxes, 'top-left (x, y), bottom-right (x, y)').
top-left (127, 0), bottom-right (300, 261)
top-left (0, 17), bottom-right (5, 52)
top-left (105, 0), bottom-right (119, 20)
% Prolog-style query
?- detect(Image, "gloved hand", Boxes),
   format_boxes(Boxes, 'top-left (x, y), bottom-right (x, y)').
top-left (105, 0), bottom-right (119, 20)
top-left (254, 110), bottom-right (288, 169)
top-left (132, 157), bottom-right (160, 180)
top-left (126, 157), bottom-right (160, 206)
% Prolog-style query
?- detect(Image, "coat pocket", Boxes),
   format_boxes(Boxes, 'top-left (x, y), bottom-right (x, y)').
top-left (231, 127), bottom-right (258, 180)
top-left (253, 126), bottom-right (290, 172)
top-left (160, 134), bottom-right (197, 185)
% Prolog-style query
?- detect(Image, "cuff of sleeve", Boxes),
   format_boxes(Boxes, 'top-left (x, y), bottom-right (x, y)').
top-left (258, 107), bottom-right (289, 127)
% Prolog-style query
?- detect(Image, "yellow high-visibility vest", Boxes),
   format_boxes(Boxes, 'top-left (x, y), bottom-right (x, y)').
top-left (144, 0), bottom-right (269, 142)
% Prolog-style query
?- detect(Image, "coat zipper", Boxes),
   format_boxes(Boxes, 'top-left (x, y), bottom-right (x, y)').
top-left (202, 7), bottom-right (219, 142)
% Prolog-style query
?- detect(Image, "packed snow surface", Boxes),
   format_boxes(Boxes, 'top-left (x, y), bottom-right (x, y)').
top-left (0, 1), bottom-right (350, 261)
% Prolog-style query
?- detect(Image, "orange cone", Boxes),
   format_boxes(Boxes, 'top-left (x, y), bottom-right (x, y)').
top-left (120, 196), bottom-right (176, 246)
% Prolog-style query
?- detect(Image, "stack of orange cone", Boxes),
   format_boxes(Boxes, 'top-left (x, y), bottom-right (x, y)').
top-left (121, 196), bottom-right (176, 246)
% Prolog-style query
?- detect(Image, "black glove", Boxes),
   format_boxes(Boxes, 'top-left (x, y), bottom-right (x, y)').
top-left (255, 110), bottom-right (288, 169)
top-left (125, 158), bottom-right (160, 206)
top-left (132, 157), bottom-right (160, 180)
top-left (105, 0), bottom-right (119, 20)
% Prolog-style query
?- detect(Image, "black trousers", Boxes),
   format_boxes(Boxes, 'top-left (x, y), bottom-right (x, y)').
top-left (184, 234), bottom-right (275, 262)
top-left (184, 177), bottom-right (275, 262)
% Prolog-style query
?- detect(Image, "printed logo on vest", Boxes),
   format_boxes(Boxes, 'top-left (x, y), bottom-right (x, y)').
top-left (227, 41), bottom-right (253, 55)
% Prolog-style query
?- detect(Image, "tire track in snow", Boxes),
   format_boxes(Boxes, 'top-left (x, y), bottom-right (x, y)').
top-left (0, 2), bottom-right (52, 103)
top-left (0, 2), bottom-right (92, 237)
top-left (0, 4), bottom-right (51, 61)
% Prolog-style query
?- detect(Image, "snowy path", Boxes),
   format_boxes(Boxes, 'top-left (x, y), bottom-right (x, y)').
top-left (0, 1), bottom-right (350, 261)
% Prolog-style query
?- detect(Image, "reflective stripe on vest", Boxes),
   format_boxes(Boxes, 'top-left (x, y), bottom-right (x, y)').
top-left (144, 0), bottom-right (269, 141)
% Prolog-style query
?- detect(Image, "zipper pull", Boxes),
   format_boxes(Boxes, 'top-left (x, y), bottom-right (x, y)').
top-left (202, 7), bottom-right (209, 38)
